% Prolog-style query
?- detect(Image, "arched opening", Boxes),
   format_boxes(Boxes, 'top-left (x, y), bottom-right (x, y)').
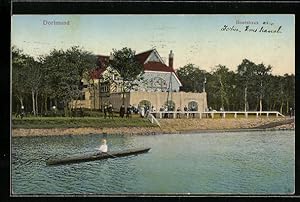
top-left (188, 101), bottom-right (198, 111)
top-left (139, 100), bottom-right (151, 109)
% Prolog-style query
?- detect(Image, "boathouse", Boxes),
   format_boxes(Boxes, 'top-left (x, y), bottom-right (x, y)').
top-left (73, 49), bottom-right (207, 112)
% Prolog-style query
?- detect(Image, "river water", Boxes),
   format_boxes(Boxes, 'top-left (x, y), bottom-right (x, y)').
top-left (11, 130), bottom-right (294, 195)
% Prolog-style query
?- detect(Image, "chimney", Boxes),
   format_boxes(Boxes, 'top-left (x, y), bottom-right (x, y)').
top-left (168, 50), bottom-right (174, 68)
top-left (109, 52), bottom-right (114, 60)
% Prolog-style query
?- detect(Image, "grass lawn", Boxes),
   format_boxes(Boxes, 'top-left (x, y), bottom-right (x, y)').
top-left (12, 116), bottom-right (155, 129)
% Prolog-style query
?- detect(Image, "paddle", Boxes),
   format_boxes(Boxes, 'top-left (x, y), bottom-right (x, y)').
top-left (104, 152), bottom-right (117, 158)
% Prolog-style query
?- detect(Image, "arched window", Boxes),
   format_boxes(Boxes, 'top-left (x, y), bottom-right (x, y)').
top-left (139, 100), bottom-right (151, 108)
top-left (145, 77), bottom-right (167, 91)
top-left (188, 101), bottom-right (198, 111)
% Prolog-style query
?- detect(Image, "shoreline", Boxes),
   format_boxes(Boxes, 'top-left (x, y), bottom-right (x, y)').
top-left (11, 118), bottom-right (295, 137)
top-left (11, 127), bottom-right (295, 137)
top-left (12, 127), bottom-right (162, 137)
top-left (12, 118), bottom-right (295, 137)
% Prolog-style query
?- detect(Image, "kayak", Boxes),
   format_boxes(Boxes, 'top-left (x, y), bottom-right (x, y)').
top-left (46, 147), bottom-right (151, 166)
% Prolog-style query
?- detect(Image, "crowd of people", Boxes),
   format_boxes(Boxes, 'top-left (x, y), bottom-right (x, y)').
top-left (119, 104), bottom-right (135, 118)
top-left (103, 103), bottom-right (114, 119)
top-left (102, 103), bottom-right (204, 119)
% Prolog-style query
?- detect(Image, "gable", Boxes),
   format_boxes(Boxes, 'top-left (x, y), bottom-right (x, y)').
top-left (147, 51), bottom-right (162, 63)
top-left (144, 49), bottom-right (165, 65)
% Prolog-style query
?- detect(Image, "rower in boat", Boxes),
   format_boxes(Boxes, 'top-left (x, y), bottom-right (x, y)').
top-left (46, 147), bottom-right (151, 166)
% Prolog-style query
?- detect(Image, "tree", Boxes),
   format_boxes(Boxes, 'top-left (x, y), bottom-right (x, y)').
top-left (109, 47), bottom-right (144, 105)
top-left (237, 59), bottom-right (257, 111)
top-left (12, 47), bottom-right (28, 111)
top-left (12, 47), bottom-right (43, 115)
top-left (38, 55), bottom-right (53, 114)
top-left (282, 74), bottom-right (295, 114)
top-left (25, 57), bottom-right (42, 116)
top-left (42, 49), bottom-right (67, 110)
top-left (212, 65), bottom-right (230, 110)
top-left (237, 59), bottom-right (273, 112)
top-left (254, 63), bottom-right (272, 112)
top-left (42, 46), bottom-right (96, 116)
top-left (205, 65), bottom-right (235, 111)
top-left (264, 73), bottom-right (295, 114)
top-left (65, 46), bottom-right (97, 112)
top-left (176, 64), bottom-right (206, 92)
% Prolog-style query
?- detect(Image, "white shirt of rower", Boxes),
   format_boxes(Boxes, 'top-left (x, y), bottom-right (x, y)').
top-left (98, 144), bottom-right (108, 153)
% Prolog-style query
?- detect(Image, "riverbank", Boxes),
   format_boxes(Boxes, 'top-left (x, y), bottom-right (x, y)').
top-left (12, 116), bottom-right (153, 129)
top-left (12, 117), bottom-right (294, 137)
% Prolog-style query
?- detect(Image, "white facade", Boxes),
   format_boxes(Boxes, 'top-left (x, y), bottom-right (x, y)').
top-left (134, 71), bottom-right (181, 92)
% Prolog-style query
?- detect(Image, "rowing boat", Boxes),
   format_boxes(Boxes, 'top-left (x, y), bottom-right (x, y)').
top-left (46, 147), bottom-right (151, 166)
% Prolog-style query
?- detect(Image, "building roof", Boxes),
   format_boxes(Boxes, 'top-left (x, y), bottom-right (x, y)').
top-left (97, 55), bottom-right (110, 68)
top-left (90, 67), bottom-right (106, 79)
top-left (91, 49), bottom-right (175, 79)
top-left (90, 55), bottom-right (110, 79)
top-left (135, 50), bottom-right (153, 64)
top-left (144, 61), bottom-right (175, 73)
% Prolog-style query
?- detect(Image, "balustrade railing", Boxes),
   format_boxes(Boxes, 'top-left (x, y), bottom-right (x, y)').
top-left (150, 111), bottom-right (285, 119)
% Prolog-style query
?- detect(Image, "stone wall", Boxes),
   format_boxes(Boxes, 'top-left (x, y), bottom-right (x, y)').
top-left (75, 88), bottom-right (207, 112)
top-left (129, 91), bottom-right (207, 111)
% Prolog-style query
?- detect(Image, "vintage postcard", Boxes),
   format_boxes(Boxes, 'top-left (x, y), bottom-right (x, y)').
top-left (11, 13), bottom-right (295, 196)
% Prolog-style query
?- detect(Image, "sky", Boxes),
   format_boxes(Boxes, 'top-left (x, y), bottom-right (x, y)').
top-left (11, 14), bottom-right (295, 75)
